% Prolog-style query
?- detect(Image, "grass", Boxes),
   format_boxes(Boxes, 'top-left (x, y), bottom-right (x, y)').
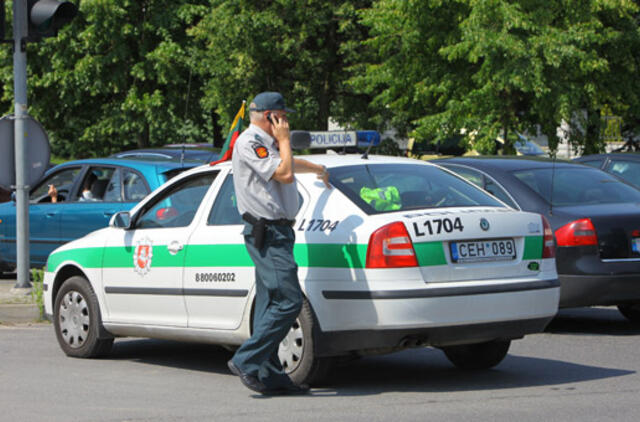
top-left (30, 268), bottom-right (45, 320)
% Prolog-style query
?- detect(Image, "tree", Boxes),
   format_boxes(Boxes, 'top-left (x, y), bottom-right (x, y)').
top-left (350, 0), bottom-right (640, 154)
top-left (189, 0), bottom-right (373, 136)
top-left (1, 0), bottom-right (213, 158)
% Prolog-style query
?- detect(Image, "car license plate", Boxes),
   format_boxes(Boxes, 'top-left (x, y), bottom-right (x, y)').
top-left (450, 239), bottom-right (516, 263)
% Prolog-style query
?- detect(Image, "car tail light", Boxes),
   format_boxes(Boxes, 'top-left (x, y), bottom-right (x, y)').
top-left (541, 216), bottom-right (555, 258)
top-left (366, 222), bottom-right (418, 268)
top-left (555, 218), bottom-right (598, 247)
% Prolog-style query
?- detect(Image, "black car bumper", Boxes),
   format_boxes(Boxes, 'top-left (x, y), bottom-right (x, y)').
top-left (314, 316), bottom-right (554, 357)
top-left (559, 273), bottom-right (640, 308)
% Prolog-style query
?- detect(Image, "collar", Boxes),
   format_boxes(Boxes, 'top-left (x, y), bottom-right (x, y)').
top-left (249, 124), bottom-right (276, 147)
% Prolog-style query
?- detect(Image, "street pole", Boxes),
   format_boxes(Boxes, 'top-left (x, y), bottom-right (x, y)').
top-left (13, 0), bottom-right (30, 289)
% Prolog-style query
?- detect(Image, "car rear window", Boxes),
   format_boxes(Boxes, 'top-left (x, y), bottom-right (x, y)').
top-left (330, 163), bottom-right (504, 214)
top-left (512, 167), bottom-right (640, 206)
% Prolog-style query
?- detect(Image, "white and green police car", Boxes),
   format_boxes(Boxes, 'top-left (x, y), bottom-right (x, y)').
top-left (43, 153), bottom-right (559, 385)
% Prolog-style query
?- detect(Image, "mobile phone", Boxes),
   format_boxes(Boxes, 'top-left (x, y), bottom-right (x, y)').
top-left (267, 112), bottom-right (274, 124)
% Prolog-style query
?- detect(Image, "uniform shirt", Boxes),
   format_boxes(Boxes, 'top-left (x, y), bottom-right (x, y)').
top-left (232, 124), bottom-right (299, 220)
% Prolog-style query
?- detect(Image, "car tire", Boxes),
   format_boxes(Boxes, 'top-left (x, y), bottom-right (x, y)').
top-left (53, 276), bottom-right (113, 358)
top-left (442, 340), bottom-right (511, 370)
top-left (278, 298), bottom-right (333, 386)
top-left (617, 304), bottom-right (640, 324)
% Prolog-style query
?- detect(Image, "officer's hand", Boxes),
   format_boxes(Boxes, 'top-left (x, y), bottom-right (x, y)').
top-left (318, 166), bottom-right (331, 189)
top-left (272, 114), bottom-right (290, 144)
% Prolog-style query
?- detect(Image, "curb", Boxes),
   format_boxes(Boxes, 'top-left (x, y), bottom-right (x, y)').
top-left (0, 278), bottom-right (42, 324)
top-left (0, 303), bottom-right (41, 324)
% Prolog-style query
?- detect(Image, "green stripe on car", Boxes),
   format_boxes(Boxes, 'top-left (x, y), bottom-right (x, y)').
top-left (46, 236), bottom-right (543, 272)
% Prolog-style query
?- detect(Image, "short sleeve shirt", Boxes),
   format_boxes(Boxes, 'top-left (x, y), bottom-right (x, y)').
top-left (231, 124), bottom-right (299, 220)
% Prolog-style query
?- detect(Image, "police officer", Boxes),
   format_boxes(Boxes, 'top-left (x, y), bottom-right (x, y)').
top-left (228, 92), bottom-right (330, 395)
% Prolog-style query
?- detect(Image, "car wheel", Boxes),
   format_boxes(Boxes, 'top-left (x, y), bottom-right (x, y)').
top-left (278, 299), bottom-right (333, 385)
top-left (617, 304), bottom-right (640, 323)
top-left (442, 340), bottom-right (511, 370)
top-left (53, 276), bottom-right (113, 358)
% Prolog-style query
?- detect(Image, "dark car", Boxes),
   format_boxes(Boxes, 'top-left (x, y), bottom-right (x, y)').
top-left (0, 158), bottom-right (199, 271)
top-left (574, 152), bottom-right (640, 189)
top-left (111, 144), bottom-right (220, 163)
top-left (436, 156), bottom-right (640, 323)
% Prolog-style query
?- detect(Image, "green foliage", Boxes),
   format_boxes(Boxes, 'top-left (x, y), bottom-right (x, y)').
top-left (30, 268), bottom-right (44, 320)
top-left (1, 0), bottom-right (214, 158)
top-left (1, 1), bottom-right (639, 158)
top-left (351, 0), bottom-right (640, 154)
top-left (189, 0), bottom-right (374, 133)
top-left (374, 137), bottom-right (403, 156)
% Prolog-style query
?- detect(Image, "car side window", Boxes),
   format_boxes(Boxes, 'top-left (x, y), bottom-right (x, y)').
top-left (123, 169), bottom-right (149, 202)
top-left (74, 167), bottom-right (116, 202)
top-left (579, 159), bottom-right (604, 168)
top-left (136, 173), bottom-right (217, 229)
top-left (484, 178), bottom-right (518, 209)
top-left (208, 175), bottom-right (243, 225)
top-left (207, 174), bottom-right (304, 225)
top-left (103, 169), bottom-right (122, 202)
top-left (30, 167), bottom-right (81, 203)
top-left (443, 165), bottom-right (484, 188)
top-left (607, 159), bottom-right (640, 188)
top-left (444, 164), bottom-right (518, 209)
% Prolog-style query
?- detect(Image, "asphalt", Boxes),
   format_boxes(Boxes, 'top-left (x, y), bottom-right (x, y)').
top-left (0, 275), bottom-right (41, 324)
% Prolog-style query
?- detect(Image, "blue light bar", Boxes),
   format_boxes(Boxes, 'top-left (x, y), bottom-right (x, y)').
top-left (356, 130), bottom-right (381, 146)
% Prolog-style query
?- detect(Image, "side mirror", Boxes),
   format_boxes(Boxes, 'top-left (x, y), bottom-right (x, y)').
top-left (109, 211), bottom-right (132, 229)
top-left (290, 130), bottom-right (311, 150)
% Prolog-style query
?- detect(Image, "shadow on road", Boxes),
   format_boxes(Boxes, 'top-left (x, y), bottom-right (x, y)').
top-left (106, 336), bottom-right (633, 396)
top-left (546, 307), bottom-right (640, 336)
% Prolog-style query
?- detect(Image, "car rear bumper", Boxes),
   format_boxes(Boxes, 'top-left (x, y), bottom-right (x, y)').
top-left (315, 316), bottom-right (553, 357)
top-left (308, 278), bottom-right (560, 355)
top-left (559, 273), bottom-right (640, 308)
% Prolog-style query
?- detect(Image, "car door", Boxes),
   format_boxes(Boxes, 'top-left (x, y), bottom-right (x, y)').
top-left (183, 173), bottom-right (255, 330)
top-left (7, 166), bottom-right (83, 266)
top-left (101, 171), bottom-right (216, 326)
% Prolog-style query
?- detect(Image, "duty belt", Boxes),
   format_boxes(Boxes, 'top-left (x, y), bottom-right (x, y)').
top-left (242, 213), bottom-right (295, 227)
top-left (242, 213), bottom-right (295, 250)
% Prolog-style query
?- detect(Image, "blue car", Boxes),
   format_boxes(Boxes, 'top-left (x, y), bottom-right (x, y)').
top-left (0, 158), bottom-right (198, 271)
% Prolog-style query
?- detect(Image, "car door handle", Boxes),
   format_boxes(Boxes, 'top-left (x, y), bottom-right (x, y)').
top-left (103, 211), bottom-right (115, 217)
top-left (167, 240), bottom-right (183, 255)
top-left (46, 212), bottom-right (57, 218)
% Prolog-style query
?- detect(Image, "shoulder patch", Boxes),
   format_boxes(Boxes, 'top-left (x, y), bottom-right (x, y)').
top-left (254, 145), bottom-right (269, 159)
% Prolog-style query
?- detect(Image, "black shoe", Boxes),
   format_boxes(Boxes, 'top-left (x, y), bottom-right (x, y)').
top-left (227, 360), bottom-right (267, 394)
top-left (262, 383), bottom-right (311, 396)
top-left (282, 383), bottom-right (311, 395)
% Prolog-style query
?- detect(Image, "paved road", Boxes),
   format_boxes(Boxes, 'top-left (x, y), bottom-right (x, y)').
top-left (1, 307), bottom-right (639, 422)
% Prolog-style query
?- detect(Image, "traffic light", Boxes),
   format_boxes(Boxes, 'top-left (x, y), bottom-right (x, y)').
top-left (28, 0), bottom-right (77, 40)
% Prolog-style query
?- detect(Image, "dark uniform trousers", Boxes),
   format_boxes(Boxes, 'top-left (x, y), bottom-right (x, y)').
top-left (230, 222), bottom-right (302, 389)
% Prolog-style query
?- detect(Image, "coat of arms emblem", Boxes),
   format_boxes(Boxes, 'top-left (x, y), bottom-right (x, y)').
top-left (134, 237), bottom-right (153, 275)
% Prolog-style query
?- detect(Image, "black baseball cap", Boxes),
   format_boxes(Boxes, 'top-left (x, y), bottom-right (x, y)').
top-left (249, 92), bottom-right (295, 113)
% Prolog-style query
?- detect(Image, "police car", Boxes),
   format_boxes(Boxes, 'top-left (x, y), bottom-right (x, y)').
top-left (43, 152), bottom-right (559, 385)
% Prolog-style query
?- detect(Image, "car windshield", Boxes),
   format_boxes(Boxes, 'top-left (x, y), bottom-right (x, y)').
top-left (512, 167), bottom-right (640, 206)
top-left (330, 163), bottom-right (504, 214)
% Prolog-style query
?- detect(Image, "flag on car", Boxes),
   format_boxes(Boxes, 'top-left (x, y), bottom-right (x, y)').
top-left (210, 100), bottom-right (246, 166)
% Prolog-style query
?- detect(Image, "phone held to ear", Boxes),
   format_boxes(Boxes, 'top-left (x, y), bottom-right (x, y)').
top-left (267, 112), bottom-right (274, 125)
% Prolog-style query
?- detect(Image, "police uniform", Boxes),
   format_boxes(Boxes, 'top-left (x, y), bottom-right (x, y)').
top-left (229, 123), bottom-right (302, 391)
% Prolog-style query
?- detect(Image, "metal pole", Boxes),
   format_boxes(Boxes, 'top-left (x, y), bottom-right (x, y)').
top-left (13, 0), bottom-right (30, 288)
